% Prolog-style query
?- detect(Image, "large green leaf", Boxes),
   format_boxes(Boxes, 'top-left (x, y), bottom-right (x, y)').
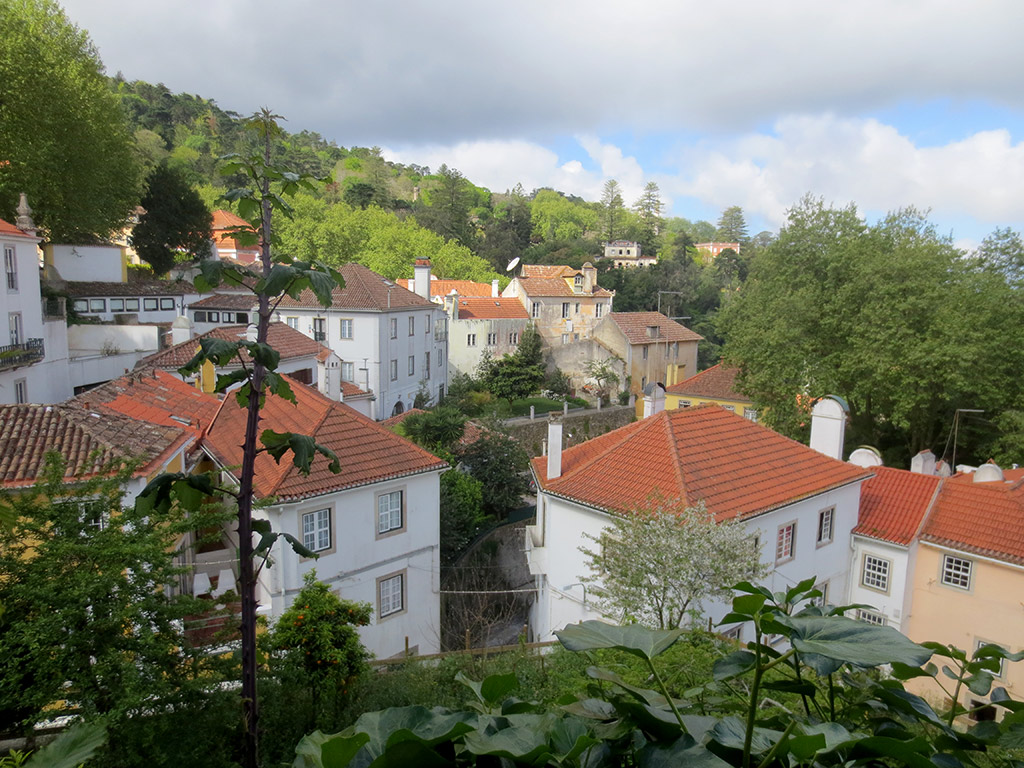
top-left (638, 737), bottom-right (731, 768)
top-left (708, 716), bottom-right (779, 754)
top-left (712, 650), bottom-right (755, 681)
top-left (293, 730), bottom-right (370, 768)
top-left (461, 724), bottom-right (553, 765)
top-left (556, 621), bottom-right (683, 660)
top-left (26, 722), bottom-right (106, 768)
top-left (347, 707), bottom-right (476, 764)
top-left (586, 666), bottom-right (671, 708)
top-left (776, 615), bottom-right (932, 667)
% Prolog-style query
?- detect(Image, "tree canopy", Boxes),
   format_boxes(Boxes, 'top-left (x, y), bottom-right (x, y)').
top-left (0, 0), bottom-right (140, 240)
top-left (131, 163), bottom-right (212, 274)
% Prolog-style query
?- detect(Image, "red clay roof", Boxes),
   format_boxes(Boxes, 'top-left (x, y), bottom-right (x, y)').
top-left (340, 380), bottom-right (371, 399)
top-left (204, 385), bottom-right (447, 502)
top-left (516, 277), bottom-right (613, 298)
top-left (0, 402), bottom-right (188, 487)
top-left (609, 312), bottom-right (704, 345)
top-left (0, 218), bottom-right (32, 238)
top-left (456, 297), bottom-right (529, 320)
top-left (277, 262), bottom-right (434, 311)
top-left (139, 322), bottom-right (325, 370)
top-left (76, 369), bottom-right (220, 437)
top-left (666, 364), bottom-right (749, 402)
top-left (521, 265), bottom-right (576, 279)
top-left (854, 466), bottom-right (941, 545)
top-left (62, 275), bottom-right (196, 297)
top-left (919, 474), bottom-right (1024, 565)
top-left (533, 406), bottom-right (871, 518)
top-left (399, 278), bottom-right (494, 298)
top-left (212, 209), bottom-right (250, 230)
top-left (190, 293), bottom-right (258, 310)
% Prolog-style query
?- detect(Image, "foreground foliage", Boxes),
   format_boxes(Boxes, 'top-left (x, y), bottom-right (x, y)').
top-left (293, 579), bottom-right (1024, 767)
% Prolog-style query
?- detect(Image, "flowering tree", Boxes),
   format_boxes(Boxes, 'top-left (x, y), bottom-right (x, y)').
top-left (579, 498), bottom-right (768, 629)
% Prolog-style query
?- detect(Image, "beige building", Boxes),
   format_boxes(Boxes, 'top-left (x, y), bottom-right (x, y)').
top-left (592, 312), bottom-right (701, 395)
top-left (501, 263), bottom-right (613, 347)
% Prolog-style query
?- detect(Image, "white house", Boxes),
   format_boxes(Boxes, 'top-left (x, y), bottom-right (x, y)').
top-left (526, 403), bottom-right (872, 642)
top-left (0, 207), bottom-right (72, 405)
top-left (274, 261), bottom-right (448, 420)
top-left (443, 294), bottom-right (530, 380)
top-left (203, 382), bottom-right (448, 658)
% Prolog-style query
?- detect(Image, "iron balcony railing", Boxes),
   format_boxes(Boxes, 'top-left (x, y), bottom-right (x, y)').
top-left (0, 338), bottom-right (44, 370)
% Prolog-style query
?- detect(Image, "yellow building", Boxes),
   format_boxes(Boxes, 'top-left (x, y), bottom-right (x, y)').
top-left (663, 364), bottom-right (757, 420)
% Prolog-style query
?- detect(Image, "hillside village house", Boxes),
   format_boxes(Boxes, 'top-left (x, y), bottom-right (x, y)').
top-left (664, 364), bottom-right (756, 420)
top-left (202, 381), bottom-right (448, 658)
top-left (210, 209), bottom-right (260, 264)
top-left (188, 293), bottom-right (256, 334)
top-left (275, 262), bottom-right (448, 419)
top-left (695, 242), bottom-right (740, 263)
top-left (443, 294), bottom-right (530, 379)
top-left (501, 263), bottom-right (613, 347)
top-left (0, 206), bottom-right (72, 405)
top-left (526, 402), bottom-right (871, 641)
top-left (603, 240), bottom-right (656, 268)
top-left (592, 311), bottom-right (702, 396)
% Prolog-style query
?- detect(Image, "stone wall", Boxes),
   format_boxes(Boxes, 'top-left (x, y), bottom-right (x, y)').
top-left (502, 404), bottom-right (636, 457)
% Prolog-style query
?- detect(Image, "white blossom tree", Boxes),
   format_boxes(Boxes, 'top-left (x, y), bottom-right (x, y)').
top-left (579, 498), bottom-right (768, 629)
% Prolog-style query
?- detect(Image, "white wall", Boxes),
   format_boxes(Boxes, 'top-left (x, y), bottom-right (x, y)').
top-left (447, 316), bottom-right (528, 379)
top-left (48, 244), bottom-right (124, 283)
top-left (263, 469), bottom-right (443, 658)
top-left (849, 536), bottom-right (912, 631)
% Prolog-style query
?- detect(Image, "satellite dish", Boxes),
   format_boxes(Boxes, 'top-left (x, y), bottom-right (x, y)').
top-left (506, 256), bottom-right (521, 272)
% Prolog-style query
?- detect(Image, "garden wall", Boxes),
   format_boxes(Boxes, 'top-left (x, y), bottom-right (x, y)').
top-left (502, 404), bottom-right (636, 457)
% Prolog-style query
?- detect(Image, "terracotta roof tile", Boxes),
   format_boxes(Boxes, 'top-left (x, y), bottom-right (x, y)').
top-left (533, 406), bottom-right (871, 519)
top-left (340, 380), bottom-right (371, 398)
top-left (211, 209), bottom-right (251, 230)
top-left (609, 312), bottom-right (704, 345)
top-left (139, 322), bottom-right (325, 370)
top-left (399, 278), bottom-right (494, 298)
top-left (854, 466), bottom-right (941, 545)
top-left (205, 385), bottom-right (447, 501)
top-left (189, 293), bottom-right (258, 310)
top-left (61, 276), bottom-right (196, 297)
top-left (277, 263), bottom-right (434, 311)
top-left (456, 297), bottom-right (529, 320)
top-left (516, 277), bottom-right (613, 298)
top-left (0, 218), bottom-right (32, 238)
top-left (521, 265), bottom-right (576, 278)
top-left (666, 364), bottom-right (749, 401)
top-left (0, 402), bottom-right (187, 487)
top-left (920, 474), bottom-right (1024, 565)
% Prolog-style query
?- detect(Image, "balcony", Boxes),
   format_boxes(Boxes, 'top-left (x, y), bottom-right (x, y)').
top-left (0, 338), bottom-right (44, 370)
top-left (42, 296), bottom-right (66, 321)
top-left (313, 331), bottom-right (327, 342)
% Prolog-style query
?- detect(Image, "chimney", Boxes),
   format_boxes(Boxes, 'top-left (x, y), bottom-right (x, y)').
top-left (15, 193), bottom-right (36, 236)
top-left (171, 315), bottom-right (194, 345)
top-left (491, 279), bottom-right (499, 298)
top-left (809, 396), bottom-right (848, 460)
top-left (910, 449), bottom-right (937, 475)
top-left (414, 258), bottom-right (432, 299)
top-left (547, 419), bottom-right (563, 479)
top-left (582, 262), bottom-right (596, 292)
top-left (246, 323), bottom-right (258, 342)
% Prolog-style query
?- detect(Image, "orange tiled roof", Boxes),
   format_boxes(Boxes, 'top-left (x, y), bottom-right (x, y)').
top-left (516, 277), bottom-right (613, 298)
top-left (340, 380), bottom-right (371, 398)
top-left (0, 402), bottom-right (188, 487)
top-left (62, 275), bottom-right (196, 297)
top-left (854, 466), bottom-right (941, 545)
top-left (0, 218), bottom-right (32, 238)
top-left (75, 369), bottom-right (220, 437)
top-left (919, 474), bottom-right (1024, 565)
top-left (211, 209), bottom-right (259, 258)
top-left (666, 364), bottom-right (749, 402)
top-left (212, 209), bottom-right (251, 230)
top-left (609, 312), bottom-right (704, 345)
top-left (204, 385), bottom-right (447, 501)
top-left (532, 406), bottom-right (871, 519)
top-left (521, 265), bottom-right (575, 279)
top-left (190, 293), bottom-right (258, 310)
top-left (277, 263), bottom-right (434, 311)
top-left (139, 322), bottom-right (326, 370)
top-left (456, 297), bottom-right (529, 320)
top-left (400, 278), bottom-right (494, 298)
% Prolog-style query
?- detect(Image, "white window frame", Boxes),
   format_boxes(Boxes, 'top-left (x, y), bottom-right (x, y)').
top-left (775, 521), bottom-right (796, 563)
top-left (595, 303), bottom-right (603, 318)
top-left (340, 361), bottom-right (354, 382)
top-left (974, 639), bottom-right (1007, 679)
top-left (389, 359), bottom-right (398, 381)
top-left (340, 318), bottom-right (353, 339)
top-left (408, 355), bottom-right (415, 376)
top-left (856, 609), bottom-right (886, 626)
top-left (424, 351), bottom-right (430, 379)
top-left (390, 318), bottom-right (398, 339)
top-left (286, 316), bottom-right (299, 329)
top-left (816, 507), bottom-right (834, 545)
top-left (861, 554), bottom-right (890, 593)
top-left (14, 378), bottom-right (27, 405)
top-left (941, 554), bottom-right (972, 590)
top-left (408, 316), bottom-right (415, 336)
top-left (378, 572), bottom-right (405, 618)
top-left (487, 332), bottom-right (497, 346)
top-left (377, 490), bottom-right (404, 535)
top-left (561, 302), bottom-right (570, 318)
top-left (3, 245), bottom-right (16, 291)
top-left (8, 312), bottom-right (21, 345)
top-left (531, 302), bottom-right (540, 318)
top-left (509, 332), bottom-right (519, 345)
top-left (467, 333), bottom-right (477, 347)
top-left (302, 508), bottom-right (331, 553)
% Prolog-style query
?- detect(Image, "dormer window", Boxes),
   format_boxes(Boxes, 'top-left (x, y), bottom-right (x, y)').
top-left (646, 326), bottom-right (659, 339)
top-left (573, 275), bottom-right (583, 291)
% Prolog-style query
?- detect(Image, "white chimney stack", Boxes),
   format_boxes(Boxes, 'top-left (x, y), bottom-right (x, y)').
top-left (809, 396), bottom-right (848, 460)
top-left (413, 258), bottom-right (432, 299)
top-left (910, 449), bottom-right (937, 475)
top-left (246, 323), bottom-right (258, 342)
top-left (171, 315), bottom-right (193, 345)
top-left (547, 419), bottom-right (563, 480)
top-left (491, 279), bottom-right (499, 298)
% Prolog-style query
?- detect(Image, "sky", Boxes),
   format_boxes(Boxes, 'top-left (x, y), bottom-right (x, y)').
top-left (59, 0), bottom-right (1024, 248)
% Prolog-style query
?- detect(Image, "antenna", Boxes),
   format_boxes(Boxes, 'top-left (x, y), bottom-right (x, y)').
top-left (506, 256), bottom-right (521, 273)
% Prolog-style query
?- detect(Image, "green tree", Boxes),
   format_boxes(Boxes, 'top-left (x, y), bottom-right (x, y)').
top-left (399, 406), bottom-right (467, 452)
top-left (633, 181), bottom-right (664, 255)
top-left (976, 226), bottom-right (1024, 284)
top-left (600, 179), bottom-right (626, 242)
top-left (583, 358), bottom-right (621, 400)
top-left (0, 0), bottom-right (140, 240)
top-left (454, 431), bottom-right (530, 519)
top-left (439, 469), bottom-right (487, 564)
top-left (530, 189), bottom-right (598, 241)
top-left (417, 164), bottom-right (475, 249)
top-left (130, 162), bottom-right (213, 274)
top-left (715, 205), bottom-right (748, 245)
top-left (477, 325), bottom-right (546, 401)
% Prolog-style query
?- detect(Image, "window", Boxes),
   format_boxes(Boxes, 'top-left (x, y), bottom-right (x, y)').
top-left (408, 356), bottom-right (415, 376)
top-left (235, 313), bottom-right (249, 324)
top-left (775, 522), bottom-right (796, 563)
top-left (438, 349), bottom-right (443, 366)
top-left (377, 490), bottom-right (404, 534)
top-left (194, 310), bottom-right (208, 323)
top-left (856, 609), bottom-right (886, 626)
top-left (561, 333), bottom-right (569, 345)
top-left (641, 376), bottom-right (647, 389)
top-left (487, 332), bottom-right (497, 346)
top-left (722, 405), bottom-right (735, 412)
top-left (340, 318), bottom-right (353, 339)
top-left (286, 316), bottom-right (299, 329)
top-left (8, 312), bottom-right (21, 345)
top-left (744, 408), bottom-right (758, 422)
top-left (595, 303), bottom-right (604, 318)
top-left (72, 299), bottom-right (88, 313)
top-left (390, 359), bottom-right (398, 381)
top-left (532, 302), bottom-right (540, 318)
top-left (378, 572), bottom-right (404, 617)
top-left (817, 507), bottom-right (834, 545)
top-left (424, 352), bottom-right (430, 379)
top-left (341, 362), bottom-right (354, 381)
top-left (942, 554), bottom-right (972, 590)
top-left (642, 346), bottom-right (649, 360)
top-left (14, 378), bottom-right (27, 405)
top-left (575, 302), bottom-right (580, 314)
top-left (425, 317), bottom-right (430, 335)
top-left (3, 246), bottom-right (15, 291)
top-left (975, 639), bottom-right (1007, 678)
top-left (679, 399), bottom-right (692, 407)
top-left (208, 311), bottom-right (220, 322)
top-left (160, 298), bottom-right (175, 310)
top-left (110, 299), bottom-right (124, 312)
top-left (89, 298), bottom-right (106, 313)
top-left (467, 333), bottom-right (477, 347)
top-left (390, 318), bottom-right (398, 339)
top-left (143, 298), bottom-right (158, 311)
top-left (573, 275), bottom-right (583, 290)
top-left (509, 332), bottom-right (519, 345)
top-left (408, 316), bottom-right (415, 336)
top-left (811, 581), bottom-right (829, 608)
top-left (313, 318), bottom-right (326, 342)
top-left (722, 625), bottom-right (743, 641)
top-left (302, 508), bottom-right (331, 552)
top-left (861, 554), bottom-right (890, 592)
top-left (561, 302), bottom-right (570, 318)
top-left (125, 298), bottom-right (139, 311)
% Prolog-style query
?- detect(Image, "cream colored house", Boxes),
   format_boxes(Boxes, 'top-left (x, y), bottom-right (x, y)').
top-left (592, 311), bottom-right (702, 396)
top-left (501, 263), bottom-right (613, 347)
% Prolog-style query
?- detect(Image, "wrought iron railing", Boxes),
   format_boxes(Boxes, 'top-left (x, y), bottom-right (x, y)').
top-left (0, 338), bottom-right (44, 370)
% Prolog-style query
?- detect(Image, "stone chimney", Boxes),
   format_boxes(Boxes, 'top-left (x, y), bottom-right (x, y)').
top-left (15, 193), bottom-right (36, 236)
top-left (582, 262), bottom-right (597, 293)
top-left (491, 279), bottom-right (499, 298)
top-left (547, 418), bottom-right (563, 480)
top-left (246, 323), bottom-right (258, 342)
top-left (809, 395), bottom-right (848, 460)
top-left (171, 315), bottom-right (193, 345)
top-left (910, 449), bottom-right (937, 475)
top-left (444, 291), bottom-right (460, 321)
top-left (414, 258), bottom-right (432, 299)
